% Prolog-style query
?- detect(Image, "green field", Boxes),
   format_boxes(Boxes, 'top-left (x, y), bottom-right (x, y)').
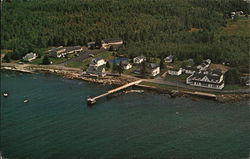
top-left (219, 18), bottom-right (250, 37)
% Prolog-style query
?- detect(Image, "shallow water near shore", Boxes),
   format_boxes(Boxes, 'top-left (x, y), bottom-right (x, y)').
top-left (1, 71), bottom-right (249, 159)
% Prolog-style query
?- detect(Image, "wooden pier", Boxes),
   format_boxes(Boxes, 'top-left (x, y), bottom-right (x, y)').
top-left (87, 80), bottom-right (143, 105)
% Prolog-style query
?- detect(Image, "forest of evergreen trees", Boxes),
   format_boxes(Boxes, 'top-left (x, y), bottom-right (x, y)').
top-left (1, 0), bottom-right (249, 71)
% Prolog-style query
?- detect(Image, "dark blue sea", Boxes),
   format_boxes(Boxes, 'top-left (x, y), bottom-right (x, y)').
top-left (1, 71), bottom-right (249, 159)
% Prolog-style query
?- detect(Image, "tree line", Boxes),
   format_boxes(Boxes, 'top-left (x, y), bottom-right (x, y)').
top-left (1, 0), bottom-right (249, 72)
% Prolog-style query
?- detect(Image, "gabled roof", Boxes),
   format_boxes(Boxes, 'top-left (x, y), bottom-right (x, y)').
top-left (66, 46), bottom-right (81, 52)
top-left (102, 38), bottom-right (123, 43)
top-left (93, 57), bottom-right (104, 62)
top-left (164, 55), bottom-right (174, 60)
top-left (148, 63), bottom-right (159, 69)
top-left (51, 46), bottom-right (64, 52)
top-left (121, 60), bottom-right (130, 65)
top-left (169, 68), bottom-right (181, 71)
top-left (189, 69), bottom-right (223, 83)
top-left (87, 42), bottom-right (96, 45)
top-left (135, 55), bottom-right (146, 60)
top-left (23, 52), bottom-right (36, 59)
top-left (184, 66), bottom-right (199, 71)
top-left (201, 63), bottom-right (207, 67)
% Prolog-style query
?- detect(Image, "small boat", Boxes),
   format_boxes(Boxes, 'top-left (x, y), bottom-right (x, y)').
top-left (3, 92), bottom-right (8, 97)
top-left (23, 99), bottom-right (29, 103)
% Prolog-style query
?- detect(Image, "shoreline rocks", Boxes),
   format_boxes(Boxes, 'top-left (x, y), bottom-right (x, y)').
top-left (216, 94), bottom-right (250, 103)
top-left (1, 64), bottom-right (249, 103)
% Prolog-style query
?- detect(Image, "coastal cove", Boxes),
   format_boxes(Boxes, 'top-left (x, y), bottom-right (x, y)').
top-left (1, 71), bottom-right (249, 159)
top-left (1, 63), bottom-right (250, 103)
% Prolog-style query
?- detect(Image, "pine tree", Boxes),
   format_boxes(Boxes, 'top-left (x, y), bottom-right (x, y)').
top-left (118, 61), bottom-right (124, 75)
top-left (95, 38), bottom-right (102, 49)
top-left (141, 61), bottom-right (147, 75)
top-left (42, 56), bottom-right (50, 65)
top-left (3, 55), bottom-right (10, 63)
top-left (106, 61), bottom-right (111, 69)
top-left (160, 58), bottom-right (164, 69)
top-left (112, 63), bottom-right (118, 72)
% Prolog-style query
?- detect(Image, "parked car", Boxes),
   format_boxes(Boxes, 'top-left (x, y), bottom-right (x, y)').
top-left (89, 54), bottom-right (95, 57)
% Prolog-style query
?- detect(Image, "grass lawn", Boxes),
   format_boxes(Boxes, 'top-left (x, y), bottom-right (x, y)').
top-left (219, 18), bottom-right (250, 37)
top-left (66, 61), bottom-right (84, 68)
top-left (223, 84), bottom-right (247, 90)
top-left (97, 51), bottom-right (114, 61)
top-left (29, 58), bottom-right (43, 65)
top-left (141, 82), bottom-right (248, 95)
top-left (50, 57), bottom-right (67, 64)
top-left (165, 74), bottom-right (190, 82)
top-left (66, 58), bottom-right (91, 69)
top-left (140, 81), bottom-right (189, 92)
top-left (65, 51), bottom-right (113, 69)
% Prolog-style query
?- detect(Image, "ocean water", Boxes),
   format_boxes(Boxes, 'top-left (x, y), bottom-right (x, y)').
top-left (0, 71), bottom-right (249, 159)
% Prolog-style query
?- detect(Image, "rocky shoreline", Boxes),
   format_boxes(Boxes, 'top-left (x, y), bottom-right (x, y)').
top-left (1, 63), bottom-right (249, 103)
top-left (1, 63), bottom-right (137, 86)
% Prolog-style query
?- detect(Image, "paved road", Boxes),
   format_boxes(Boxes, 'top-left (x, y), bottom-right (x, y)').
top-left (1, 62), bottom-right (82, 72)
top-left (2, 62), bottom-right (249, 94)
top-left (59, 48), bottom-right (107, 66)
top-left (146, 77), bottom-right (250, 93)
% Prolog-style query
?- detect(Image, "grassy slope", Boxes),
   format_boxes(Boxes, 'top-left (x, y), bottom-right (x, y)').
top-left (219, 18), bottom-right (250, 37)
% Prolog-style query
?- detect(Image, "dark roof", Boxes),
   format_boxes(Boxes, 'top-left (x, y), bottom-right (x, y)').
top-left (51, 46), bottom-right (81, 54)
top-left (135, 55), bottom-right (146, 60)
top-left (51, 46), bottom-right (64, 52)
top-left (204, 61), bottom-right (209, 65)
top-left (201, 63), bottom-right (207, 67)
top-left (210, 69), bottom-right (222, 75)
top-left (102, 38), bottom-right (123, 43)
top-left (165, 55), bottom-right (174, 59)
top-left (66, 46), bottom-right (81, 52)
top-left (93, 57), bottom-right (104, 62)
top-left (121, 60), bottom-right (130, 65)
top-left (87, 42), bottom-right (96, 45)
top-left (148, 63), bottom-right (159, 69)
top-left (169, 68), bottom-right (181, 71)
top-left (184, 66), bottom-right (199, 71)
top-left (189, 70), bottom-right (223, 83)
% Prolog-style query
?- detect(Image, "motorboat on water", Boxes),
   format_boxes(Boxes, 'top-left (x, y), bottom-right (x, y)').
top-left (3, 92), bottom-right (8, 97)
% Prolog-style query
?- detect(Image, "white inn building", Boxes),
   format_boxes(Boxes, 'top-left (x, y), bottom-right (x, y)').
top-left (186, 69), bottom-right (224, 89)
top-left (133, 55), bottom-right (146, 64)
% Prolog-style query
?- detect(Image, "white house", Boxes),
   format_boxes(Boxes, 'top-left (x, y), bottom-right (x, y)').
top-left (86, 66), bottom-right (106, 77)
top-left (186, 69), bottom-right (224, 89)
top-left (196, 63), bottom-right (207, 71)
top-left (133, 55), bottom-right (146, 64)
top-left (87, 42), bottom-right (96, 49)
top-left (121, 60), bottom-right (132, 70)
top-left (89, 57), bottom-right (106, 67)
top-left (168, 68), bottom-right (182, 76)
top-left (49, 46), bottom-right (82, 58)
top-left (164, 55), bottom-right (174, 63)
top-left (101, 38), bottom-right (123, 49)
top-left (22, 52), bottom-right (37, 62)
top-left (203, 59), bottom-right (211, 67)
top-left (147, 63), bottom-right (160, 76)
